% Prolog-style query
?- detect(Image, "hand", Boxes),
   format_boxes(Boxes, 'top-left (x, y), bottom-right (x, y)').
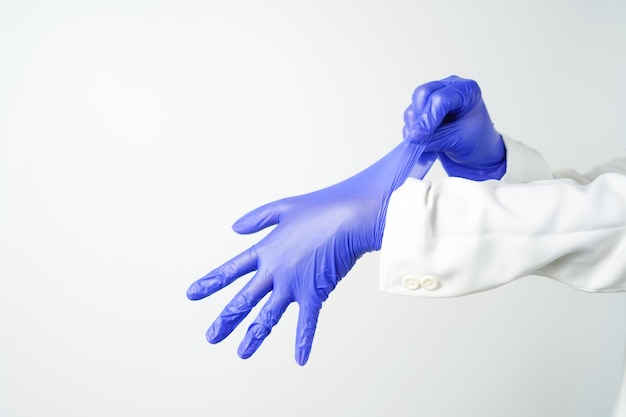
top-left (403, 75), bottom-right (506, 180)
top-left (186, 143), bottom-right (435, 365)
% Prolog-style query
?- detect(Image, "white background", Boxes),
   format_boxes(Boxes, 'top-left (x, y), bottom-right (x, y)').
top-left (1, 0), bottom-right (625, 416)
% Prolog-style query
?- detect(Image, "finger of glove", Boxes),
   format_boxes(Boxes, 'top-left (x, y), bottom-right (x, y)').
top-left (408, 85), bottom-right (475, 146)
top-left (237, 292), bottom-right (291, 359)
top-left (294, 299), bottom-right (322, 366)
top-left (206, 272), bottom-right (272, 343)
top-left (411, 80), bottom-right (447, 114)
top-left (403, 81), bottom-right (446, 141)
top-left (232, 199), bottom-right (287, 235)
top-left (410, 75), bottom-right (473, 116)
top-left (186, 247), bottom-right (257, 300)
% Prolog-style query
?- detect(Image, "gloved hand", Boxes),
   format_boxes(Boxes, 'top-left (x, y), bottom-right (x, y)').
top-left (187, 143), bottom-right (436, 365)
top-left (403, 75), bottom-right (506, 180)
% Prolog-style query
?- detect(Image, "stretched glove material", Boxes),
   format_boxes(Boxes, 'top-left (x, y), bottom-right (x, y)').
top-left (186, 143), bottom-right (436, 365)
top-left (403, 75), bottom-right (506, 180)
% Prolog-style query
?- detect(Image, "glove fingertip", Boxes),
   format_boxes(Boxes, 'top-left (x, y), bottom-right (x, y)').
top-left (206, 324), bottom-right (225, 344)
top-left (296, 348), bottom-right (310, 366)
top-left (186, 280), bottom-right (212, 300)
top-left (231, 215), bottom-right (257, 234)
top-left (295, 322), bottom-right (316, 366)
top-left (186, 285), bottom-right (202, 300)
top-left (186, 272), bottom-right (224, 300)
top-left (232, 203), bottom-right (281, 234)
top-left (237, 323), bottom-right (270, 359)
top-left (237, 346), bottom-right (251, 359)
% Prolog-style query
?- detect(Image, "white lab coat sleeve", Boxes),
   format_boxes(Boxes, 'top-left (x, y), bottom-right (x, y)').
top-left (379, 147), bottom-right (626, 297)
top-left (499, 135), bottom-right (554, 183)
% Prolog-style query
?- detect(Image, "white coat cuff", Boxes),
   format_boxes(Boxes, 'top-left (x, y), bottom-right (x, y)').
top-left (379, 179), bottom-right (433, 296)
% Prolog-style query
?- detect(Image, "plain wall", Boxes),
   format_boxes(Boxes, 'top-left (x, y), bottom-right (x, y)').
top-left (1, 0), bottom-right (625, 416)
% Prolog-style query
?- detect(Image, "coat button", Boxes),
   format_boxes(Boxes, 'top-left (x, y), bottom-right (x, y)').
top-left (402, 276), bottom-right (421, 290)
top-left (420, 275), bottom-right (440, 290)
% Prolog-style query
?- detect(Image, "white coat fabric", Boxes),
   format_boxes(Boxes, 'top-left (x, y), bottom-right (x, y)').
top-left (379, 136), bottom-right (626, 416)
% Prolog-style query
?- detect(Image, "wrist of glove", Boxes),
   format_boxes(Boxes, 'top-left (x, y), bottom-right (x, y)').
top-left (435, 134), bottom-right (507, 180)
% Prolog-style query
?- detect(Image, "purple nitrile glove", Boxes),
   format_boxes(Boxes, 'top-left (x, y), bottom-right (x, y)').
top-left (187, 143), bottom-right (435, 365)
top-left (403, 75), bottom-right (507, 180)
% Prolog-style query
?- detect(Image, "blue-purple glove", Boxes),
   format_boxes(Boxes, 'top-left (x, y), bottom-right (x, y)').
top-left (403, 75), bottom-right (506, 180)
top-left (187, 143), bottom-right (436, 365)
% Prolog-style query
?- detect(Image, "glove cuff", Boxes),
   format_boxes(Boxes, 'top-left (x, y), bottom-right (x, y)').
top-left (438, 152), bottom-right (507, 181)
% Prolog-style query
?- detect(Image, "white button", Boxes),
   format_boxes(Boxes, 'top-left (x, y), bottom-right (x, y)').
top-left (402, 276), bottom-right (421, 290)
top-left (420, 275), bottom-right (440, 290)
